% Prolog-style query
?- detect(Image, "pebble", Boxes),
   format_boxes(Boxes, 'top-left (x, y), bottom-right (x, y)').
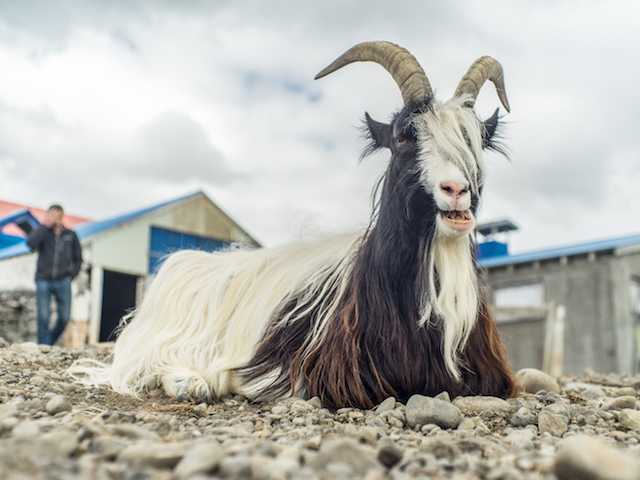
top-left (563, 382), bottom-right (606, 400)
top-left (45, 394), bottom-right (72, 415)
top-left (452, 395), bottom-right (512, 415)
top-left (1, 342), bottom-right (640, 480)
top-left (375, 396), bottom-right (396, 414)
top-left (406, 394), bottom-right (462, 429)
top-left (618, 409), bottom-right (640, 430)
top-left (602, 395), bottom-right (637, 411)
top-left (517, 368), bottom-right (561, 394)
top-left (538, 410), bottom-right (568, 437)
top-left (555, 435), bottom-right (640, 480)
top-left (511, 407), bottom-right (537, 427)
top-left (173, 442), bottom-right (224, 478)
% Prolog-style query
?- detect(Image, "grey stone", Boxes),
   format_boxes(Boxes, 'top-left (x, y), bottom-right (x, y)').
top-left (377, 443), bottom-right (403, 468)
top-left (375, 396), bottom-right (396, 414)
top-left (117, 441), bottom-right (188, 469)
top-left (452, 396), bottom-right (512, 416)
top-left (173, 443), bottom-right (224, 478)
top-left (193, 402), bottom-right (208, 417)
top-left (308, 438), bottom-right (383, 476)
top-left (45, 395), bottom-right (72, 415)
top-left (307, 396), bottom-right (323, 408)
top-left (108, 424), bottom-right (161, 441)
top-left (555, 434), bottom-right (640, 480)
top-left (538, 411), bottom-right (568, 437)
top-left (603, 396), bottom-right (636, 411)
top-left (516, 368), bottom-right (561, 394)
top-left (88, 436), bottom-right (127, 459)
top-left (405, 394), bottom-right (462, 429)
top-left (434, 391), bottom-right (451, 402)
top-left (618, 409), bottom-right (640, 430)
top-left (510, 407), bottom-right (537, 427)
top-left (563, 382), bottom-right (606, 400)
top-left (457, 418), bottom-right (475, 430)
top-left (12, 420), bottom-right (39, 438)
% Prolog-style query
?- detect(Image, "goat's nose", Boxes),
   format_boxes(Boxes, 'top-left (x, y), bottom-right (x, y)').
top-left (440, 181), bottom-right (467, 198)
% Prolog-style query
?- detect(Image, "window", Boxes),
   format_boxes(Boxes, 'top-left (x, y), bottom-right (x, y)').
top-left (495, 283), bottom-right (544, 308)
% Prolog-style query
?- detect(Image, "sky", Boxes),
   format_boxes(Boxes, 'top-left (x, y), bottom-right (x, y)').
top-left (0, 0), bottom-right (639, 253)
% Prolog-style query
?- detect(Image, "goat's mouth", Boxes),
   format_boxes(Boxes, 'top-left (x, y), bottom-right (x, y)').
top-left (441, 210), bottom-right (474, 231)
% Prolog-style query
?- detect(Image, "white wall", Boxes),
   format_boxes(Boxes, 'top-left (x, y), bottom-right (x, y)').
top-left (0, 253), bottom-right (36, 291)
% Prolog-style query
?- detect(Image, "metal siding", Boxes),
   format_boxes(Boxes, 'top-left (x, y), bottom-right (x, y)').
top-left (148, 226), bottom-right (229, 274)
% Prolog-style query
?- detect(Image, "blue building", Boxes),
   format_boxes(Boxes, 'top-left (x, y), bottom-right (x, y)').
top-left (0, 191), bottom-right (259, 346)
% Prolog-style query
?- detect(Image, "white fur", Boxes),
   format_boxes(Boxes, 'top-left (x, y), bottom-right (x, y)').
top-left (70, 233), bottom-right (359, 400)
top-left (415, 95), bottom-right (486, 209)
top-left (413, 96), bottom-right (484, 378)
top-left (419, 229), bottom-right (479, 380)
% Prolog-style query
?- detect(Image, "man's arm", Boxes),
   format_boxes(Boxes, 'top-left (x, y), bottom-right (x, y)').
top-left (69, 233), bottom-right (83, 279)
top-left (27, 225), bottom-right (49, 252)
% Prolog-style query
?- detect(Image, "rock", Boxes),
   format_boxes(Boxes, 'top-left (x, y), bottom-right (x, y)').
top-left (88, 436), bottom-right (127, 459)
top-left (289, 399), bottom-right (314, 415)
top-left (173, 443), bottom-right (224, 478)
top-left (602, 396), bottom-right (636, 411)
top-left (193, 402), bottom-right (208, 417)
top-left (516, 368), bottom-right (561, 394)
top-left (452, 396), bottom-right (512, 416)
top-left (457, 418), bottom-right (475, 430)
top-left (510, 407), bottom-right (537, 427)
top-left (108, 424), bottom-right (161, 441)
top-left (555, 435), bottom-right (640, 480)
top-left (504, 426), bottom-right (537, 449)
top-left (612, 387), bottom-right (637, 397)
top-left (618, 409), bottom-right (640, 430)
top-left (405, 395), bottom-right (462, 429)
top-left (563, 382), bottom-right (606, 400)
top-left (117, 441), bottom-right (188, 469)
top-left (377, 443), bottom-right (403, 468)
top-left (538, 411), bottom-right (568, 437)
top-left (375, 396), bottom-right (396, 414)
top-left (271, 405), bottom-right (289, 415)
top-left (12, 420), bottom-right (39, 438)
top-left (45, 395), bottom-right (72, 415)
top-left (434, 391), bottom-right (451, 402)
top-left (308, 438), bottom-right (383, 476)
top-left (307, 396), bottom-right (323, 409)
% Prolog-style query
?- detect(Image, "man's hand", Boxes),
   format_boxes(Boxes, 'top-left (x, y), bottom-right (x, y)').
top-left (43, 209), bottom-right (63, 231)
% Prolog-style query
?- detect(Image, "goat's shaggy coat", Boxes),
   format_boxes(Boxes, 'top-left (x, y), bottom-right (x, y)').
top-left (71, 42), bottom-right (518, 409)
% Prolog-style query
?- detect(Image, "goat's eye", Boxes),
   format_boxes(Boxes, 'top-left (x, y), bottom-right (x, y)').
top-left (396, 137), bottom-right (408, 146)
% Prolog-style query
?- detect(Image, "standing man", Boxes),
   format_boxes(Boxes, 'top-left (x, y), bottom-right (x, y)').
top-left (27, 205), bottom-right (83, 346)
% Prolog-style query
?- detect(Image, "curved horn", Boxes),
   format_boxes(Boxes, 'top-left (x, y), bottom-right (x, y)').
top-left (315, 41), bottom-right (433, 105)
top-left (454, 56), bottom-right (510, 113)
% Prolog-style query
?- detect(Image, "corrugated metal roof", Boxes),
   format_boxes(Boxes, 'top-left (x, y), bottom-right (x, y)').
top-left (479, 233), bottom-right (640, 268)
top-left (0, 192), bottom-right (202, 260)
top-left (74, 191), bottom-right (200, 241)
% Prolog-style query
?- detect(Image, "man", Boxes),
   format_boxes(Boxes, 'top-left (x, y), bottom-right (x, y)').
top-left (27, 205), bottom-right (83, 346)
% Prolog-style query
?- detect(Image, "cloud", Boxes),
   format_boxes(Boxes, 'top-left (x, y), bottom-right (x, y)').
top-left (0, 0), bottom-right (639, 251)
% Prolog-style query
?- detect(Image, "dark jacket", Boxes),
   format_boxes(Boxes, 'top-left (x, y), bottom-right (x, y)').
top-left (27, 225), bottom-right (83, 281)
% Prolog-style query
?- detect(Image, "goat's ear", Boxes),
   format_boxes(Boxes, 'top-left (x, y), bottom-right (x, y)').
top-left (481, 108), bottom-right (500, 148)
top-left (365, 112), bottom-right (393, 150)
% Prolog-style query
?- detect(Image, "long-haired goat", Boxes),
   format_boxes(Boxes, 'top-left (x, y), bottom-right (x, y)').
top-left (73, 41), bottom-right (519, 409)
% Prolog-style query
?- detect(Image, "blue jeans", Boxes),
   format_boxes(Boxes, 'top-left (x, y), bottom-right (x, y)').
top-left (36, 279), bottom-right (71, 346)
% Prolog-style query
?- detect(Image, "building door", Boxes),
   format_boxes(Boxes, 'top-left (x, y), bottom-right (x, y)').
top-left (100, 270), bottom-right (138, 342)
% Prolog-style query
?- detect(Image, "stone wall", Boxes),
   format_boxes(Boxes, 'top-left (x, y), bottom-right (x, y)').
top-left (0, 290), bottom-right (87, 347)
top-left (0, 290), bottom-right (36, 344)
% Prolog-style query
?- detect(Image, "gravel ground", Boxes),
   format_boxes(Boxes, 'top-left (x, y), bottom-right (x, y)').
top-left (1, 340), bottom-right (640, 480)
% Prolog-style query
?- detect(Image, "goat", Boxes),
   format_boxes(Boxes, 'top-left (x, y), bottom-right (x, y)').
top-left (72, 41), bottom-right (519, 409)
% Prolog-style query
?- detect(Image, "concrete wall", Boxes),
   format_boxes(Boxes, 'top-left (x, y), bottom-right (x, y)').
top-left (0, 253), bottom-right (36, 291)
top-left (486, 251), bottom-right (620, 374)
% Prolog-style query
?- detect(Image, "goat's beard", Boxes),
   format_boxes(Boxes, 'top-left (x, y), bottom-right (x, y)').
top-left (419, 229), bottom-right (479, 380)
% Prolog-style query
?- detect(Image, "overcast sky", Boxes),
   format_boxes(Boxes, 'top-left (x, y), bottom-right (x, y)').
top-left (0, 0), bottom-right (638, 253)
